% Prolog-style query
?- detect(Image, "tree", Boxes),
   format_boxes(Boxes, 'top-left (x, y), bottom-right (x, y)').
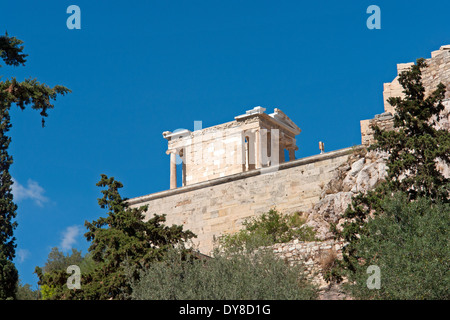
top-left (0, 102), bottom-right (18, 300)
top-left (372, 58), bottom-right (449, 201)
top-left (0, 32), bottom-right (70, 299)
top-left (36, 174), bottom-right (196, 299)
top-left (34, 247), bottom-right (95, 299)
top-left (130, 246), bottom-right (318, 300)
top-left (15, 281), bottom-right (39, 300)
top-left (42, 247), bottom-right (84, 274)
top-left (344, 193), bottom-right (449, 299)
top-left (329, 58), bottom-right (450, 290)
top-left (130, 210), bottom-right (318, 300)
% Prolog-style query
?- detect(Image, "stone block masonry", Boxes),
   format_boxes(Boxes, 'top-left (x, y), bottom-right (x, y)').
top-left (270, 239), bottom-right (346, 289)
top-left (360, 112), bottom-right (395, 146)
top-left (382, 45), bottom-right (450, 115)
top-left (128, 146), bottom-right (357, 255)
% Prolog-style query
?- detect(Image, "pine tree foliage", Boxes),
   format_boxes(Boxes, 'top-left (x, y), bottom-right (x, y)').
top-left (373, 58), bottom-right (449, 201)
top-left (0, 103), bottom-right (18, 300)
top-left (344, 193), bottom-right (449, 299)
top-left (36, 175), bottom-right (196, 300)
top-left (0, 32), bottom-right (69, 299)
top-left (42, 247), bottom-right (84, 274)
top-left (83, 174), bottom-right (196, 299)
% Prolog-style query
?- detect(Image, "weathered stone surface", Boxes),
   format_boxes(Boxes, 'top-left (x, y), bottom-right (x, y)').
top-left (269, 239), bottom-right (351, 299)
top-left (314, 192), bottom-right (353, 224)
top-left (305, 150), bottom-right (389, 240)
top-left (349, 158), bottom-right (365, 177)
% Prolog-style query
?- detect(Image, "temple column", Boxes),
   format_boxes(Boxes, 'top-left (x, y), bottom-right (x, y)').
top-left (288, 148), bottom-right (296, 161)
top-left (167, 149), bottom-right (177, 189)
top-left (279, 147), bottom-right (285, 164)
top-left (255, 129), bottom-right (261, 168)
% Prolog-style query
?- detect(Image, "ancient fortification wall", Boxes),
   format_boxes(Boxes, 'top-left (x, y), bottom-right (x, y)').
top-left (129, 147), bottom-right (355, 254)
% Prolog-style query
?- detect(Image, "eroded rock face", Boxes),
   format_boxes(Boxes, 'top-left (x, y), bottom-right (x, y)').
top-left (306, 136), bottom-right (449, 240)
top-left (305, 150), bottom-right (389, 240)
top-left (350, 157), bottom-right (388, 194)
top-left (314, 192), bottom-right (354, 225)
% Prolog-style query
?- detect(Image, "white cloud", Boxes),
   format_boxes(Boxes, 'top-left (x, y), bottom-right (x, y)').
top-left (12, 178), bottom-right (49, 207)
top-left (16, 249), bottom-right (30, 264)
top-left (60, 225), bottom-right (82, 251)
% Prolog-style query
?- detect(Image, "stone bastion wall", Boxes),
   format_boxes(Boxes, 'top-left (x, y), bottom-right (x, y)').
top-left (128, 146), bottom-right (357, 255)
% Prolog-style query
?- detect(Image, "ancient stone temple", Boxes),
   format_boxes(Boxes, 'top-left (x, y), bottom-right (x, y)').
top-left (162, 106), bottom-right (301, 189)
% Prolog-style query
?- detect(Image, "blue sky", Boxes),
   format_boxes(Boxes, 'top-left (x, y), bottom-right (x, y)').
top-left (1, 0), bottom-right (449, 287)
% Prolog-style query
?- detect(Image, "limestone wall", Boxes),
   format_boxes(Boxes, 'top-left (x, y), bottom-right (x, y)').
top-left (383, 45), bottom-right (450, 114)
top-left (360, 112), bottom-right (394, 146)
top-left (128, 147), bottom-right (356, 254)
top-left (270, 239), bottom-right (346, 288)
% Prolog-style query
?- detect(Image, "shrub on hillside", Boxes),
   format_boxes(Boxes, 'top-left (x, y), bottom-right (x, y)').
top-left (129, 246), bottom-right (318, 300)
top-left (344, 193), bottom-right (449, 300)
top-left (218, 209), bottom-right (317, 249)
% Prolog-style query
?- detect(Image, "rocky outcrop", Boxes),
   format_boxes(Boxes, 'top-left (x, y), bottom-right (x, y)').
top-left (305, 100), bottom-right (449, 240)
top-left (304, 149), bottom-right (389, 240)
